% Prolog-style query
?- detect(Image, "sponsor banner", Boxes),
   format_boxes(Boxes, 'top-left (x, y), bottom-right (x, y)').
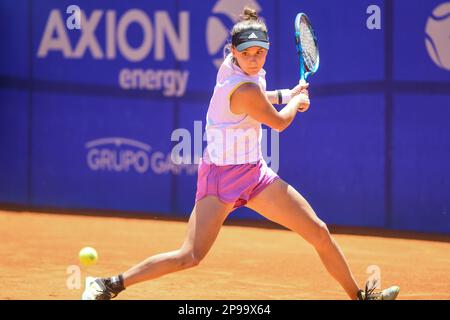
top-left (0, 0), bottom-right (449, 233)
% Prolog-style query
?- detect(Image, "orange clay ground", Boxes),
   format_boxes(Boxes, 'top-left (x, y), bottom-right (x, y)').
top-left (0, 209), bottom-right (449, 300)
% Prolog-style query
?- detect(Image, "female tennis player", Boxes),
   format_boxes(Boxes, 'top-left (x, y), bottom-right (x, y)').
top-left (83, 7), bottom-right (400, 300)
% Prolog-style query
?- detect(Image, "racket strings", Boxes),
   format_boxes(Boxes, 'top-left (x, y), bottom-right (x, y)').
top-left (299, 20), bottom-right (318, 71)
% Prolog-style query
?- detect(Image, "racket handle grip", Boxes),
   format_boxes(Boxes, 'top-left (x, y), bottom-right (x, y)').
top-left (299, 79), bottom-right (306, 86)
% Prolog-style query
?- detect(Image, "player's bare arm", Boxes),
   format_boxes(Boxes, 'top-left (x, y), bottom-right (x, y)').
top-left (231, 82), bottom-right (310, 132)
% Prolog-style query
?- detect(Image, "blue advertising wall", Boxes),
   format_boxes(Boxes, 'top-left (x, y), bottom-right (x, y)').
top-left (1, 0), bottom-right (449, 234)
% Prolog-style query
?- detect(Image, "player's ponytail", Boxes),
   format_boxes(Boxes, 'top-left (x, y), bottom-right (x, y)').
top-left (232, 7), bottom-right (267, 34)
top-left (240, 7), bottom-right (259, 21)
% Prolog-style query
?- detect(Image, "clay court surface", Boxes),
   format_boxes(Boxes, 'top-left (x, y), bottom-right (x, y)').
top-left (1, 209), bottom-right (449, 300)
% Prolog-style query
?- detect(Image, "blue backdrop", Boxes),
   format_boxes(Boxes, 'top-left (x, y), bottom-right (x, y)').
top-left (1, 0), bottom-right (449, 234)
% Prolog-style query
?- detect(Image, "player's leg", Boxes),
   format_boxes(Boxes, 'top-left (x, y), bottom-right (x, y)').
top-left (245, 178), bottom-right (360, 300)
top-left (82, 195), bottom-right (234, 300)
top-left (122, 195), bottom-right (234, 287)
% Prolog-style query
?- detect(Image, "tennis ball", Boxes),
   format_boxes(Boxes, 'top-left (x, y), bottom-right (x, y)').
top-left (79, 247), bottom-right (98, 267)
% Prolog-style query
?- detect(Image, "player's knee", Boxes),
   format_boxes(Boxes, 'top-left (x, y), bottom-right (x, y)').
top-left (313, 222), bottom-right (332, 250)
top-left (178, 251), bottom-right (201, 269)
top-left (190, 254), bottom-right (202, 267)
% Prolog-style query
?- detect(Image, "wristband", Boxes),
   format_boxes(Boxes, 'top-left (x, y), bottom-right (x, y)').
top-left (279, 89), bottom-right (292, 104)
top-left (276, 90), bottom-right (282, 105)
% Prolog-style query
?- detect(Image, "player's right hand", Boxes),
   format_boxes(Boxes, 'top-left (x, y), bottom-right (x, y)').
top-left (290, 81), bottom-right (309, 98)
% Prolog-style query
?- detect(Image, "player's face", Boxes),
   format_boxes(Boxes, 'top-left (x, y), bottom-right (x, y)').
top-left (232, 46), bottom-right (268, 76)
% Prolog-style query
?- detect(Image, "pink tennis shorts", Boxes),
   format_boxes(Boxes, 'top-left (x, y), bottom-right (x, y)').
top-left (195, 157), bottom-right (280, 209)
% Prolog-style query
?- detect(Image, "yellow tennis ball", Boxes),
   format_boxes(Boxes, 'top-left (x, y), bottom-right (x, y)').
top-left (79, 247), bottom-right (98, 267)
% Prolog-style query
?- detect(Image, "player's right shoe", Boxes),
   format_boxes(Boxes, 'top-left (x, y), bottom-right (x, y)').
top-left (81, 277), bottom-right (120, 300)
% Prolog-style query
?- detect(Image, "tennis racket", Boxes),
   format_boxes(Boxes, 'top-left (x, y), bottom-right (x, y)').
top-left (295, 13), bottom-right (319, 84)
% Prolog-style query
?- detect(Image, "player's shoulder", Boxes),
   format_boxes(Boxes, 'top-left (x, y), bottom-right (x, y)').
top-left (231, 81), bottom-right (263, 99)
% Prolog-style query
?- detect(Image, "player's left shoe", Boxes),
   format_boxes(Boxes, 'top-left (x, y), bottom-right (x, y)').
top-left (81, 277), bottom-right (121, 300)
top-left (357, 282), bottom-right (400, 300)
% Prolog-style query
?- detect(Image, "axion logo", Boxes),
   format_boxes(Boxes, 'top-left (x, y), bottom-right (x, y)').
top-left (37, 8), bottom-right (190, 96)
top-left (425, 2), bottom-right (450, 71)
top-left (206, 0), bottom-right (262, 68)
top-left (38, 9), bottom-right (189, 62)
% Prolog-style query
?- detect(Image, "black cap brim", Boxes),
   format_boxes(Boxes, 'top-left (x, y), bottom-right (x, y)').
top-left (236, 41), bottom-right (270, 52)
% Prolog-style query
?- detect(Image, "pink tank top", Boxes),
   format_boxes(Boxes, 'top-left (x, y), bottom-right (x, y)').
top-left (204, 53), bottom-right (267, 165)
